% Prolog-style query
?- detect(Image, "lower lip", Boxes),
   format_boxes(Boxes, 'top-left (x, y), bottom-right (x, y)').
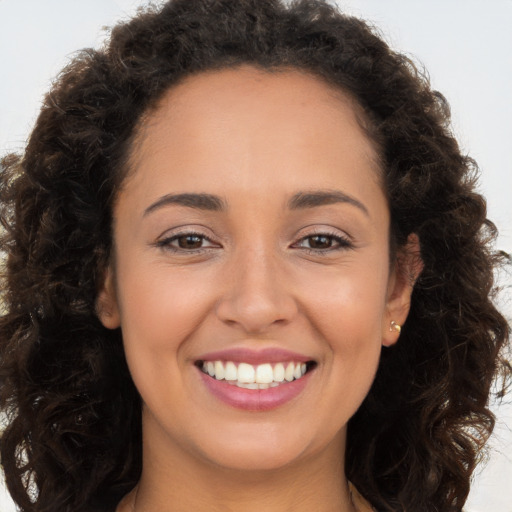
top-left (198, 369), bottom-right (312, 411)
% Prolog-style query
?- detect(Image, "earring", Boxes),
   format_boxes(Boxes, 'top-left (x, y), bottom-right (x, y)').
top-left (390, 320), bottom-right (401, 333)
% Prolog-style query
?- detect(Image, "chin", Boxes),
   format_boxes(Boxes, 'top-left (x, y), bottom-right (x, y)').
top-left (203, 445), bottom-right (306, 473)
top-left (193, 425), bottom-right (337, 474)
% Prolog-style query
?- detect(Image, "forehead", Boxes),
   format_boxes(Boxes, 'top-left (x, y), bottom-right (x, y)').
top-left (122, 65), bottom-right (383, 209)
top-left (131, 65), bottom-right (381, 172)
top-left (157, 65), bottom-right (354, 116)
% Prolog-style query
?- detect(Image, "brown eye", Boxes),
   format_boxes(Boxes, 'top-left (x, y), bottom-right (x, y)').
top-left (293, 232), bottom-right (353, 253)
top-left (176, 235), bottom-right (204, 249)
top-left (306, 235), bottom-right (335, 249)
top-left (156, 232), bottom-right (219, 253)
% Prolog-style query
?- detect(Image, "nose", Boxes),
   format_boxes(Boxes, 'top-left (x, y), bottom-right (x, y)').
top-left (215, 247), bottom-right (298, 335)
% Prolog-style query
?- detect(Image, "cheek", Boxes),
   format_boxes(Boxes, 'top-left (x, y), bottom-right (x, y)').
top-left (299, 260), bottom-right (389, 342)
top-left (114, 263), bottom-right (222, 420)
top-left (115, 262), bottom-right (218, 363)
top-left (298, 262), bottom-right (388, 401)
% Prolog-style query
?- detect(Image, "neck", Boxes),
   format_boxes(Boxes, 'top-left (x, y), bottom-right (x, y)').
top-left (121, 413), bottom-right (356, 512)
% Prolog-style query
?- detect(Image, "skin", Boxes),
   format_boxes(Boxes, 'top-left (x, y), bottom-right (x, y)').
top-left (98, 65), bottom-right (418, 512)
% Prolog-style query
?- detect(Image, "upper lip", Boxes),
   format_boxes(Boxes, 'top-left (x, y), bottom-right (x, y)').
top-left (196, 347), bottom-right (314, 365)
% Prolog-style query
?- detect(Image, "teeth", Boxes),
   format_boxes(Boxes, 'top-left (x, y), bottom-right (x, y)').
top-left (214, 361), bottom-right (225, 380)
top-left (201, 360), bottom-right (310, 386)
top-left (273, 363), bottom-right (285, 382)
top-left (237, 363), bottom-right (255, 383)
top-left (284, 362), bottom-right (295, 382)
top-left (255, 363), bottom-right (273, 383)
top-left (225, 361), bottom-right (237, 381)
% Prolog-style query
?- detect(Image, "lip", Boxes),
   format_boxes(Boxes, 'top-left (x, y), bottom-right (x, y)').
top-left (196, 347), bottom-right (313, 365)
top-left (198, 368), bottom-right (313, 411)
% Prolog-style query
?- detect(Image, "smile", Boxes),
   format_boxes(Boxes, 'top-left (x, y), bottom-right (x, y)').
top-left (199, 361), bottom-right (312, 389)
top-left (196, 355), bottom-right (316, 411)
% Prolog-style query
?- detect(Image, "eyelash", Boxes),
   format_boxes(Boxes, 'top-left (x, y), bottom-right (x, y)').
top-left (155, 230), bottom-right (353, 255)
top-left (292, 231), bottom-right (354, 255)
top-left (155, 231), bottom-right (219, 254)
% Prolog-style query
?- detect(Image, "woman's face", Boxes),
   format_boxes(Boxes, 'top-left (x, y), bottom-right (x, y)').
top-left (99, 66), bottom-right (411, 473)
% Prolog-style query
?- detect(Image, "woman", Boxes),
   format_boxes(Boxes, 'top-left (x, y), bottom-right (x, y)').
top-left (0, 0), bottom-right (509, 511)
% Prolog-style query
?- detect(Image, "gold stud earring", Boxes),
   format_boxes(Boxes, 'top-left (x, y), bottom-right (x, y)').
top-left (390, 320), bottom-right (401, 333)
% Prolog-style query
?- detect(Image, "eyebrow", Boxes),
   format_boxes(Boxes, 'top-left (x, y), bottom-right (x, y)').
top-left (144, 193), bottom-right (226, 216)
top-left (288, 190), bottom-right (369, 216)
top-left (143, 189), bottom-right (369, 217)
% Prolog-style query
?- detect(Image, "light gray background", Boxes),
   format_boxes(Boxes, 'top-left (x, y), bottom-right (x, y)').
top-left (1, 1), bottom-right (510, 511)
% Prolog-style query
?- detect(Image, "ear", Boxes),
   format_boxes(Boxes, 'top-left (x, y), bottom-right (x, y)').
top-left (382, 233), bottom-right (423, 347)
top-left (96, 265), bottom-right (121, 329)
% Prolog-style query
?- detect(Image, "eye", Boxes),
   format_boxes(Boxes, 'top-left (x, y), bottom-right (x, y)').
top-left (173, 234), bottom-right (208, 249)
top-left (293, 233), bottom-right (353, 252)
top-left (155, 232), bottom-right (220, 252)
top-left (301, 235), bottom-right (336, 250)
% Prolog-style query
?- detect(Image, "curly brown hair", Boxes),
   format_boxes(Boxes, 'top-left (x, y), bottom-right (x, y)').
top-left (0, 0), bottom-right (510, 511)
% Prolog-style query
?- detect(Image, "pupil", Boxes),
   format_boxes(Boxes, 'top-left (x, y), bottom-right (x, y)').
top-left (179, 235), bottom-right (202, 249)
top-left (310, 235), bottom-right (331, 249)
